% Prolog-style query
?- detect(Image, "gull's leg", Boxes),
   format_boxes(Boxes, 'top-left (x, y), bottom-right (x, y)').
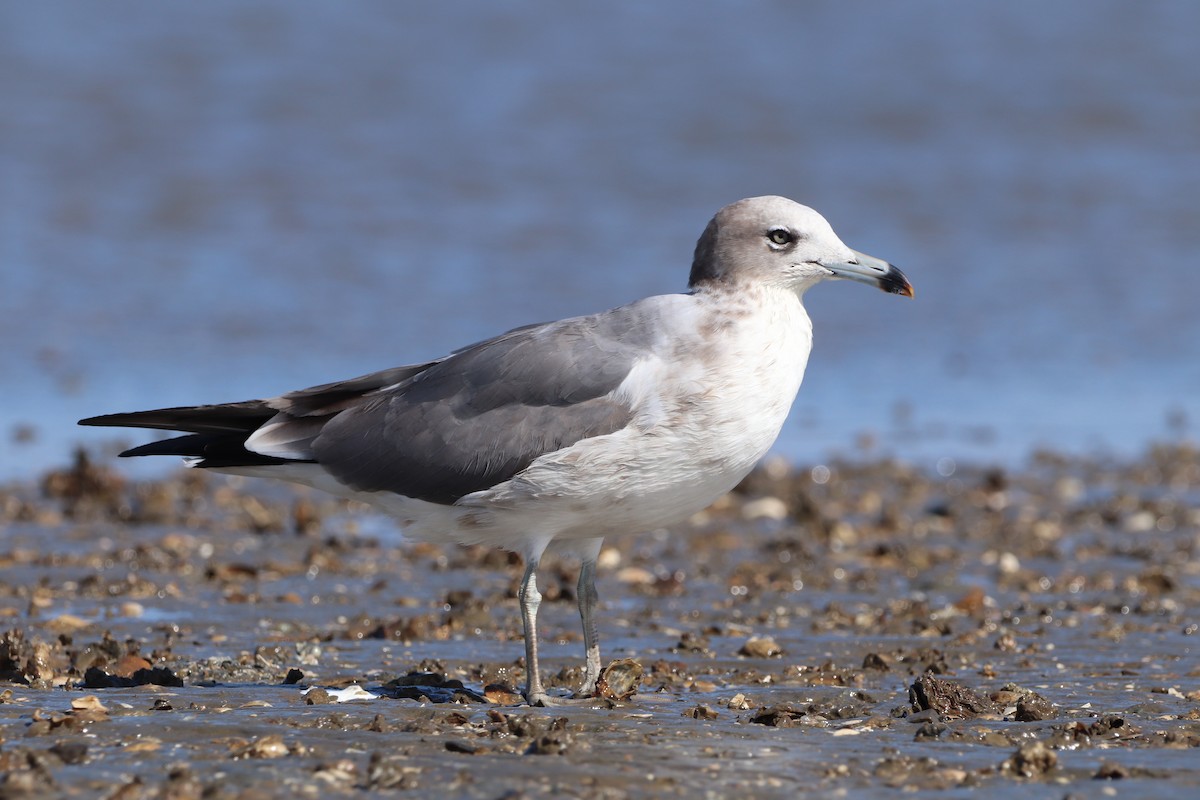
top-left (575, 537), bottom-right (605, 697)
top-left (518, 558), bottom-right (549, 706)
top-left (571, 537), bottom-right (604, 700)
top-left (518, 539), bottom-right (606, 707)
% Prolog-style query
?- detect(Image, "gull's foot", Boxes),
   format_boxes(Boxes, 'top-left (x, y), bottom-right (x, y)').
top-left (525, 690), bottom-right (603, 707)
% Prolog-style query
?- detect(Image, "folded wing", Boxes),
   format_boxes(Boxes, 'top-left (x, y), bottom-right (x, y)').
top-left (81, 310), bottom-right (654, 504)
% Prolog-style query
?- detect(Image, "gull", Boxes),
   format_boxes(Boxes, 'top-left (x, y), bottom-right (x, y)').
top-left (80, 196), bottom-right (913, 705)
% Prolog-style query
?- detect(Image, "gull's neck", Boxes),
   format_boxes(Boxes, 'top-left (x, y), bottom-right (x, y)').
top-left (692, 279), bottom-right (809, 320)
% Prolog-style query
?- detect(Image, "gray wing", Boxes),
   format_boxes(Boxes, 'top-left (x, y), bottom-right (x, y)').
top-left (83, 304), bottom-right (665, 504)
top-left (273, 363), bottom-right (441, 417)
top-left (303, 310), bottom-right (654, 504)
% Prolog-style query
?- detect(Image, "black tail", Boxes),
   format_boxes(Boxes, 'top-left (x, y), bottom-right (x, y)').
top-left (79, 400), bottom-right (275, 434)
top-left (79, 401), bottom-right (304, 468)
top-left (78, 364), bottom-right (435, 469)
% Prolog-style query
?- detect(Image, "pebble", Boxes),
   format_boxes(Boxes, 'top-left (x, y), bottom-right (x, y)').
top-left (739, 636), bottom-right (784, 658)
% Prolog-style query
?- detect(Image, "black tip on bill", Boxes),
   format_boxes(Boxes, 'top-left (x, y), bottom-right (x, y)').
top-left (880, 264), bottom-right (914, 298)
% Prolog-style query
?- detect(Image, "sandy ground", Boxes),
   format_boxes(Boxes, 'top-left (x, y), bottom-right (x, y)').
top-left (0, 445), bottom-right (1197, 798)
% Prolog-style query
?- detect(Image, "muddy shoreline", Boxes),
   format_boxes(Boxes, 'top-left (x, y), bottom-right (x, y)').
top-left (0, 445), bottom-right (1197, 797)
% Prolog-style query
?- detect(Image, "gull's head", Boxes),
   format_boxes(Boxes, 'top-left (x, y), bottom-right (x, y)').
top-left (689, 196), bottom-right (913, 298)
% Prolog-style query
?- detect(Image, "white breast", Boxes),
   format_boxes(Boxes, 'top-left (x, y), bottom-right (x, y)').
top-left (468, 287), bottom-right (814, 539)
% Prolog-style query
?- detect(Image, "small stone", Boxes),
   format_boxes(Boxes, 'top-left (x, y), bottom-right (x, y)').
top-left (953, 586), bottom-right (987, 614)
top-left (596, 547), bottom-right (621, 570)
top-left (365, 752), bottom-right (422, 790)
top-left (741, 496), bottom-right (789, 521)
top-left (483, 684), bottom-right (523, 705)
top-left (596, 658), bottom-right (643, 701)
top-left (980, 731), bottom-right (1014, 748)
top-left (1003, 741), bottom-right (1057, 778)
top-left (934, 768), bottom-right (968, 787)
top-left (303, 688), bottom-right (333, 705)
top-left (312, 759), bottom-right (357, 789)
top-left (684, 704), bottom-right (719, 720)
top-left (862, 652), bottom-right (891, 671)
top-left (726, 693), bottom-right (752, 710)
top-left (525, 720), bottom-right (574, 756)
top-left (914, 721), bottom-right (947, 741)
top-left (119, 602), bottom-right (145, 618)
top-left (239, 734), bottom-right (290, 759)
top-left (749, 704), bottom-right (812, 727)
top-left (70, 695), bottom-right (108, 713)
top-left (1014, 692), bottom-right (1055, 721)
top-left (674, 631), bottom-right (712, 654)
top-left (739, 636), bottom-right (784, 659)
top-left (615, 567), bottom-right (656, 585)
top-left (112, 655), bottom-right (153, 678)
top-left (909, 675), bottom-right (998, 720)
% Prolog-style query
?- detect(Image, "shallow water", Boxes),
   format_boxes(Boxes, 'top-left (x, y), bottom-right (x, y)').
top-left (1, 1), bottom-right (1198, 478)
top-left (1, 448), bottom-right (1197, 796)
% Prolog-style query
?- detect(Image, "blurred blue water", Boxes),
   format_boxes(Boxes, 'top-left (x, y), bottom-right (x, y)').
top-left (2, 1), bottom-right (1197, 478)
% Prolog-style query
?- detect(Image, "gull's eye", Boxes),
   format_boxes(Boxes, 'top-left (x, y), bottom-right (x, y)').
top-left (768, 228), bottom-right (793, 246)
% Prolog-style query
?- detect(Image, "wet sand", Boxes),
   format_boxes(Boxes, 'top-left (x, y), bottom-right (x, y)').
top-left (0, 445), bottom-right (1197, 797)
